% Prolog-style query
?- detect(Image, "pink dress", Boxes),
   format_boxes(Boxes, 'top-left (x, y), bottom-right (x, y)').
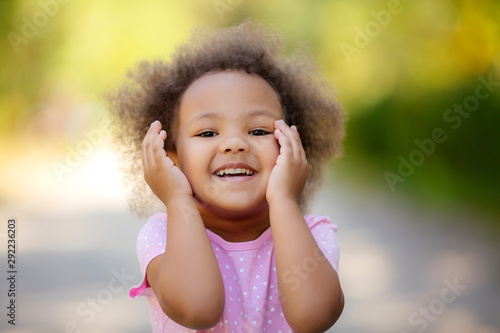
top-left (129, 213), bottom-right (340, 332)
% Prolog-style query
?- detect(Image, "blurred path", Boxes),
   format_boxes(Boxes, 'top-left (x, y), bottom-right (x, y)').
top-left (322, 176), bottom-right (500, 333)
top-left (1, 154), bottom-right (499, 333)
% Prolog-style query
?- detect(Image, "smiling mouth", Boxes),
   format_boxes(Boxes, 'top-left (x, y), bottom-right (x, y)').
top-left (215, 168), bottom-right (255, 177)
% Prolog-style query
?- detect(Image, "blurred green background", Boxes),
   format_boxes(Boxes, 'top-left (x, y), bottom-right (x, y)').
top-left (1, 1), bottom-right (500, 333)
top-left (1, 0), bottom-right (498, 220)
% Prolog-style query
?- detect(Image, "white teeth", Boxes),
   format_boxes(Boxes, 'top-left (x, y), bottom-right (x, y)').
top-left (216, 168), bottom-right (254, 176)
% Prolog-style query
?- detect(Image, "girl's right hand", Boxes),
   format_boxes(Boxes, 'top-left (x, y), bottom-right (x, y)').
top-left (142, 121), bottom-right (193, 205)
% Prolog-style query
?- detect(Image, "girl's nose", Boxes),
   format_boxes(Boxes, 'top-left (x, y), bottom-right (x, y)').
top-left (221, 134), bottom-right (250, 153)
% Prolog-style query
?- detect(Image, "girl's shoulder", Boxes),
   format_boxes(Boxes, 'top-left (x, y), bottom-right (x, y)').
top-left (138, 213), bottom-right (167, 234)
top-left (135, 213), bottom-right (168, 272)
top-left (147, 212), bottom-right (167, 224)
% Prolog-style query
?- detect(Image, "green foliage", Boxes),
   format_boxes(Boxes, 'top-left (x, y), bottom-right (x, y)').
top-left (347, 73), bottom-right (500, 216)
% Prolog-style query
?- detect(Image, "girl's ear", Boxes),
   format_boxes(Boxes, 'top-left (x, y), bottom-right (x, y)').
top-left (166, 151), bottom-right (178, 166)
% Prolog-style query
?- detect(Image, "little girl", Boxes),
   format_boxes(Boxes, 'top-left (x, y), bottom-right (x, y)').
top-left (107, 21), bottom-right (345, 333)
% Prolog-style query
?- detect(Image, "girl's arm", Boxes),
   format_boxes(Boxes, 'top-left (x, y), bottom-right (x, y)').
top-left (267, 120), bottom-right (344, 333)
top-left (142, 121), bottom-right (225, 329)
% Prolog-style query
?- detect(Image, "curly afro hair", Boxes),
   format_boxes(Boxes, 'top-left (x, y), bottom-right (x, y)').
top-left (106, 20), bottom-right (345, 218)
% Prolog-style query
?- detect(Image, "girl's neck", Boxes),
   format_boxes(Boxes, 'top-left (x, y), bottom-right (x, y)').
top-left (200, 208), bottom-right (271, 243)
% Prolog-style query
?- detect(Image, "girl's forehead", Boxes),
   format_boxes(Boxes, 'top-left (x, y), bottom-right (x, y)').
top-left (177, 71), bottom-right (283, 122)
top-left (183, 70), bottom-right (278, 98)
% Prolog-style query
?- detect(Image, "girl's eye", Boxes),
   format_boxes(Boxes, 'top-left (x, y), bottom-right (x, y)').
top-left (249, 129), bottom-right (270, 136)
top-left (197, 130), bottom-right (217, 137)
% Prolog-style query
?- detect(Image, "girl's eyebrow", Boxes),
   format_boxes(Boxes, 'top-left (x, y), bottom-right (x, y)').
top-left (247, 109), bottom-right (281, 119)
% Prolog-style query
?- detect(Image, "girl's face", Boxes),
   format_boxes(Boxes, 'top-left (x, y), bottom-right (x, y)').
top-left (168, 71), bottom-right (282, 218)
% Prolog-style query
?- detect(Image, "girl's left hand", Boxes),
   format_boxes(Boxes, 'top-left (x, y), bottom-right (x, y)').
top-left (266, 119), bottom-right (308, 205)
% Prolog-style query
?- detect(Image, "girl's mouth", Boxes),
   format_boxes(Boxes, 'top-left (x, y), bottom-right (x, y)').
top-left (215, 168), bottom-right (255, 177)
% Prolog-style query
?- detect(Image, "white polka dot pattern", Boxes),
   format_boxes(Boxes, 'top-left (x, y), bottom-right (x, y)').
top-left (129, 213), bottom-right (339, 332)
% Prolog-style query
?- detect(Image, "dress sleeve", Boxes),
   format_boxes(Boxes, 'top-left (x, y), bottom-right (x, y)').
top-left (128, 213), bottom-right (167, 298)
top-left (305, 215), bottom-right (340, 272)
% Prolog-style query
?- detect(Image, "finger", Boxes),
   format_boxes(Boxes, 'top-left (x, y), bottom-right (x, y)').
top-left (152, 130), bottom-right (168, 162)
top-left (162, 153), bottom-right (176, 170)
top-left (143, 121), bottom-right (158, 168)
top-left (275, 120), bottom-right (302, 159)
top-left (274, 121), bottom-right (293, 157)
top-left (274, 128), bottom-right (293, 160)
top-left (285, 124), bottom-right (305, 160)
top-left (290, 125), bottom-right (307, 160)
top-left (143, 121), bottom-right (161, 169)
